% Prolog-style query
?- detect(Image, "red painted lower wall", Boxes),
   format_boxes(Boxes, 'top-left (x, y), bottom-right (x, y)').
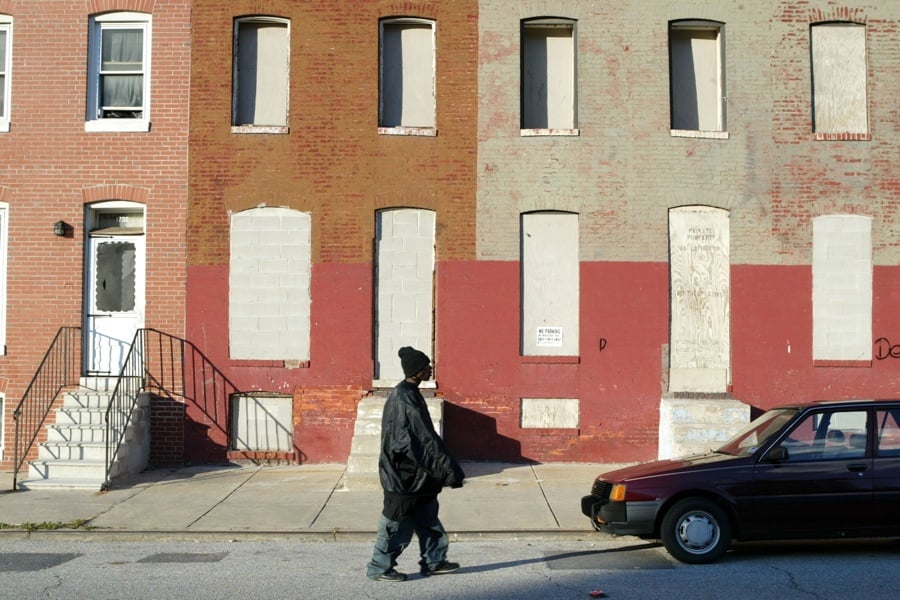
top-left (185, 261), bottom-right (900, 465)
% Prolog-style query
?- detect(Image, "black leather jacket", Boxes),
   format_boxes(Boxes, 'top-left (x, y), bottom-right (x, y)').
top-left (378, 381), bottom-right (465, 496)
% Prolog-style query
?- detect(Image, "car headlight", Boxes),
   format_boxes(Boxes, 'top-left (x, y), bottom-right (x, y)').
top-left (610, 483), bottom-right (627, 502)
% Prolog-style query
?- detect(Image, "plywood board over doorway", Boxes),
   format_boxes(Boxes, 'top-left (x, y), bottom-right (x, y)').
top-left (668, 206), bottom-right (730, 393)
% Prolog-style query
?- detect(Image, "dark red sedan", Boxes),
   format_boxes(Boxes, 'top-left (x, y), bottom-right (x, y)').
top-left (581, 399), bottom-right (900, 563)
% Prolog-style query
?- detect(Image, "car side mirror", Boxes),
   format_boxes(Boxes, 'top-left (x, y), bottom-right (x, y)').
top-left (765, 446), bottom-right (789, 462)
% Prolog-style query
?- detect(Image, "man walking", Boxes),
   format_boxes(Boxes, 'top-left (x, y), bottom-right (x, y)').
top-left (366, 346), bottom-right (466, 582)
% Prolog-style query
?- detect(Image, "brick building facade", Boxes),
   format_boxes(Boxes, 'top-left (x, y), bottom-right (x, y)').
top-left (2, 1), bottom-right (899, 472)
top-left (186, 0), bottom-right (479, 463)
top-left (0, 0), bottom-right (190, 469)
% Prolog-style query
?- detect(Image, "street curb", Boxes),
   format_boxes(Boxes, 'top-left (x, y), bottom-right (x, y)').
top-left (0, 529), bottom-right (607, 543)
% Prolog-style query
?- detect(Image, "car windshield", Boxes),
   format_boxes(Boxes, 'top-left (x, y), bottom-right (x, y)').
top-left (715, 408), bottom-right (800, 457)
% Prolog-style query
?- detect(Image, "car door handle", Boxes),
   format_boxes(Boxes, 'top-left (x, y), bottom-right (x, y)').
top-left (847, 464), bottom-right (868, 474)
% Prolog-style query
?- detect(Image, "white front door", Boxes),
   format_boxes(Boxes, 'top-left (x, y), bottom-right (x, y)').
top-left (84, 234), bottom-right (145, 376)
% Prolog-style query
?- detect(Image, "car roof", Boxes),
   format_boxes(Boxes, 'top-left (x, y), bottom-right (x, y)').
top-left (786, 399), bottom-right (900, 410)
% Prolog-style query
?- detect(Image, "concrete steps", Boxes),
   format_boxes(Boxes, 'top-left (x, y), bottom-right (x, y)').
top-left (342, 391), bottom-right (444, 490)
top-left (18, 378), bottom-right (145, 491)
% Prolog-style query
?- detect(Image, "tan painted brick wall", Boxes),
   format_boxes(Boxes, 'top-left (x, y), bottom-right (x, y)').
top-left (477, 1), bottom-right (900, 266)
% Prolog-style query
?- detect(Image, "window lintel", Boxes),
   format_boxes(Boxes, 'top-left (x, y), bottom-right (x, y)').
top-left (92, 11), bottom-right (150, 23)
top-left (523, 17), bottom-right (575, 28)
top-left (670, 19), bottom-right (723, 31)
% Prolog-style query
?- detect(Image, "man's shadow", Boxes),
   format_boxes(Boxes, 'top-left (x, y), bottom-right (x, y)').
top-left (425, 542), bottom-right (665, 576)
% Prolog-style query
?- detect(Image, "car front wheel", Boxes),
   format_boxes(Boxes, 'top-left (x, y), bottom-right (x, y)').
top-left (660, 498), bottom-right (732, 564)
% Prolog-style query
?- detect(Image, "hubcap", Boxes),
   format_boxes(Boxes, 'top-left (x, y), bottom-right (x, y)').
top-left (678, 512), bottom-right (718, 552)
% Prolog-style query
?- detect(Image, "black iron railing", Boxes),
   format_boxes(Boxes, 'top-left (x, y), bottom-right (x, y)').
top-left (103, 329), bottom-right (238, 490)
top-left (12, 327), bottom-right (82, 490)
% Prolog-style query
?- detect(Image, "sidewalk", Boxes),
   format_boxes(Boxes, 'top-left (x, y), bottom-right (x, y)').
top-left (0, 462), bottom-right (622, 541)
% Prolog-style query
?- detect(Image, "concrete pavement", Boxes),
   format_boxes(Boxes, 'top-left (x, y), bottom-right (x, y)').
top-left (0, 462), bottom-right (625, 541)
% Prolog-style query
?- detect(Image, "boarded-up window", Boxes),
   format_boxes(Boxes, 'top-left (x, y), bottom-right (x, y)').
top-left (380, 19), bottom-right (435, 128)
top-left (229, 207), bottom-right (311, 360)
top-left (521, 212), bottom-right (579, 356)
top-left (811, 23), bottom-right (867, 135)
top-left (813, 215), bottom-right (872, 361)
top-left (670, 21), bottom-right (724, 132)
top-left (522, 19), bottom-right (576, 130)
top-left (234, 17), bottom-right (289, 127)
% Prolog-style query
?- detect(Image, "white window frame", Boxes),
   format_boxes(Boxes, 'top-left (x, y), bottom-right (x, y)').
top-left (232, 16), bottom-right (290, 134)
top-left (811, 22), bottom-right (868, 138)
top-left (669, 20), bottom-right (728, 139)
top-left (0, 16), bottom-right (12, 133)
top-left (0, 202), bottom-right (7, 355)
top-left (378, 17), bottom-right (437, 136)
top-left (520, 18), bottom-right (578, 136)
top-left (85, 12), bottom-right (151, 133)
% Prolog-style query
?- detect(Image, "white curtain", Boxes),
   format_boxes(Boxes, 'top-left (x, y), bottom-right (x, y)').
top-left (101, 28), bottom-right (143, 110)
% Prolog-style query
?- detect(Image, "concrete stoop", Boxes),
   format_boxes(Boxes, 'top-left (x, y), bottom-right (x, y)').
top-left (341, 392), bottom-right (444, 491)
top-left (18, 379), bottom-right (147, 491)
top-left (658, 394), bottom-right (751, 460)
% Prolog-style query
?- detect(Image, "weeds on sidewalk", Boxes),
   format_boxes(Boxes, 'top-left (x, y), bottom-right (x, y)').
top-left (0, 519), bottom-right (92, 531)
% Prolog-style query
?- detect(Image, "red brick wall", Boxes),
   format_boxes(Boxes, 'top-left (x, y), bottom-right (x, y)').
top-left (0, 0), bottom-right (190, 468)
top-left (149, 395), bottom-right (185, 467)
top-left (187, 1), bottom-right (478, 463)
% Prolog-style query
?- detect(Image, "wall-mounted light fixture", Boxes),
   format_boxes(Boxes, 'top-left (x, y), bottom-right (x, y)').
top-left (54, 220), bottom-right (68, 236)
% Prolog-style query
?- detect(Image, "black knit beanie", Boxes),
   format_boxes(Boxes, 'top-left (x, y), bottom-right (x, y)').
top-left (399, 346), bottom-right (430, 377)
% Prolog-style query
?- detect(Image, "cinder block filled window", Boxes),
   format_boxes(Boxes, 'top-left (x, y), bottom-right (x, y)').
top-left (813, 215), bottom-right (872, 362)
top-left (233, 17), bottom-right (289, 129)
top-left (0, 15), bottom-right (11, 133)
top-left (669, 20), bottom-right (725, 133)
top-left (229, 207), bottom-right (311, 361)
top-left (521, 18), bottom-right (576, 131)
top-left (811, 22), bottom-right (868, 136)
top-left (85, 11), bottom-right (151, 132)
top-left (379, 18), bottom-right (435, 129)
top-left (521, 211), bottom-right (579, 356)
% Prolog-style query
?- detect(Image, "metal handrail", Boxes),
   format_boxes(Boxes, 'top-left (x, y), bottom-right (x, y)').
top-left (103, 328), bottom-right (239, 490)
top-left (11, 327), bottom-right (82, 490)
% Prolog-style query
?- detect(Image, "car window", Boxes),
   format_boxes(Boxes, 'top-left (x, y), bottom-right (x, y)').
top-left (778, 409), bottom-right (867, 461)
top-left (876, 409), bottom-right (900, 457)
top-left (717, 408), bottom-right (799, 456)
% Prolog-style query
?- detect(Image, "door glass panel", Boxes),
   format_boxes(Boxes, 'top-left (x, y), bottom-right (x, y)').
top-left (781, 409), bottom-right (867, 461)
top-left (877, 410), bottom-right (900, 456)
top-left (95, 241), bottom-right (136, 312)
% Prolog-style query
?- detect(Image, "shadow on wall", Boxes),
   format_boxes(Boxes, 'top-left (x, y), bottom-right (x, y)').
top-left (443, 403), bottom-right (530, 463)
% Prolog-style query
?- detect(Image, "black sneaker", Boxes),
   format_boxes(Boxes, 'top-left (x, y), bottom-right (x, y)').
top-left (422, 561), bottom-right (460, 576)
top-left (370, 569), bottom-right (407, 582)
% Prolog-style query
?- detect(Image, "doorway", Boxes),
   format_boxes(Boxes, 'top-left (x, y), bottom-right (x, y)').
top-left (374, 208), bottom-right (435, 386)
top-left (83, 202), bottom-right (146, 376)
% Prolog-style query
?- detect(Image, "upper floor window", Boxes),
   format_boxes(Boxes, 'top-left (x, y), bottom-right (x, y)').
top-left (811, 22), bottom-right (868, 139)
top-left (86, 12), bottom-right (151, 132)
top-left (521, 18), bottom-right (577, 135)
top-left (669, 20), bottom-right (727, 138)
top-left (0, 16), bottom-right (11, 133)
top-left (379, 18), bottom-right (436, 135)
top-left (233, 16), bottom-right (290, 132)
